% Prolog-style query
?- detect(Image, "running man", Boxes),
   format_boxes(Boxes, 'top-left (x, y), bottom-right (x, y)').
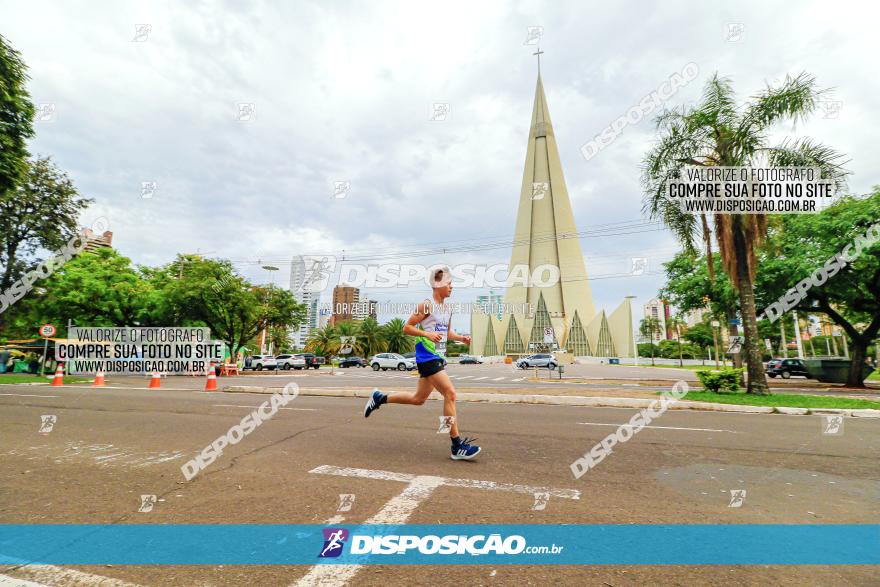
top-left (363, 266), bottom-right (480, 460)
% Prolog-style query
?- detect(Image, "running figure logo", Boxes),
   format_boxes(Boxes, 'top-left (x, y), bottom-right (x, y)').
top-left (319, 528), bottom-right (349, 558)
top-left (39, 415), bottom-right (57, 435)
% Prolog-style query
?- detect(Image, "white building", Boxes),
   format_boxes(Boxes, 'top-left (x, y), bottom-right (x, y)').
top-left (289, 257), bottom-right (321, 348)
top-left (642, 299), bottom-right (668, 342)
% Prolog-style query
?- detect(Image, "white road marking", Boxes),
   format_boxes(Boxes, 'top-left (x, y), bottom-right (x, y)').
top-left (491, 377), bottom-right (506, 381)
top-left (292, 466), bottom-right (579, 586)
top-left (457, 376), bottom-right (474, 380)
top-left (578, 422), bottom-right (736, 433)
top-left (512, 378), bottom-right (525, 382)
top-left (472, 377), bottom-right (489, 381)
top-left (0, 565), bottom-right (144, 586)
top-left (0, 393), bottom-right (60, 398)
top-left (212, 404), bottom-right (318, 411)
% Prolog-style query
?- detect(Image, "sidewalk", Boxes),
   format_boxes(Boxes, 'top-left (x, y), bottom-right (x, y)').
top-left (222, 384), bottom-right (880, 418)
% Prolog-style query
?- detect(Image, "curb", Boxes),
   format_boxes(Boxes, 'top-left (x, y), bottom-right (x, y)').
top-left (221, 386), bottom-right (880, 418)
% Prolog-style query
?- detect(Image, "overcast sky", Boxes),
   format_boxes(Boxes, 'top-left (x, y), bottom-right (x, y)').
top-left (4, 0), bottom-right (878, 329)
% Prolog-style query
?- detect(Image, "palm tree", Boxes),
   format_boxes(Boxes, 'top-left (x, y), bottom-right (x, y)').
top-left (639, 317), bottom-right (662, 366)
top-left (305, 323), bottom-right (338, 357)
top-left (334, 320), bottom-right (363, 356)
top-left (667, 315), bottom-right (687, 367)
top-left (643, 72), bottom-right (848, 394)
top-left (381, 317), bottom-right (414, 354)
top-left (357, 316), bottom-right (386, 358)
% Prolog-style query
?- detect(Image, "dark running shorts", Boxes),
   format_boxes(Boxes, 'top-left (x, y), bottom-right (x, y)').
top-left (417, 358), bottom-right (446, 378)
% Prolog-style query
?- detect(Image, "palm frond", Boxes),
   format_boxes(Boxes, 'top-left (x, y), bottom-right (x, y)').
top-left (738, 72), bottom-right (824, 137)
top-left (762, 138), bottom-right (850, 193)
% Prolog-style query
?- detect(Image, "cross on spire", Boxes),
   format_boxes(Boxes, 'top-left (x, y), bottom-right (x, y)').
top-left (533, 47), bottom-right (544, 74)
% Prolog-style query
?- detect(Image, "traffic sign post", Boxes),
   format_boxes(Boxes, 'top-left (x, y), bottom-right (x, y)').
top-left (38, 323), bottom-right (56, 377)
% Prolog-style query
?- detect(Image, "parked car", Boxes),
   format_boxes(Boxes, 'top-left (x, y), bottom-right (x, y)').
top-left (370, 353), bottom-right (416, 371)
top-left (516, 353), bottom-right (558, 370)
top-left (459, 355), bottom-right (483, 364)
top-left (767, 358), bottom-right (811, 379)
top-left (295, 353), bottom-right (324, 369)
top-left (403, 352), bottom-right (416, 360)
top-left (276, 354), bottom-right (307, 370)
top-left (249, 355), bottom-right (277, 371)
top-left (765, 359), bottom-right (783, 372)
top-left (339, 356), bottom-right (367, 368)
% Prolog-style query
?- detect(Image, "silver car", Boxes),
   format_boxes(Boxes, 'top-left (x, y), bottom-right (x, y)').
top-left (516, 353), bottom-right (558, 369)
top-left (370, 353), bottom-right (416, 371)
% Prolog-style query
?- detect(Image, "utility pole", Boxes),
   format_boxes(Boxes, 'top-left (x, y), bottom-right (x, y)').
top-left (793, 310), bottom-right (805, 360)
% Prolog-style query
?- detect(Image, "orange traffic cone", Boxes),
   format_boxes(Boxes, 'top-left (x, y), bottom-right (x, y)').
top-left (92, 370), bottom-right (106, 387)
top-left (51, 364), bottom-right (64, 386)
top-left (204, 365), bottom-right (218, 391)
top-left (148, 372), bottom-right (162, 389)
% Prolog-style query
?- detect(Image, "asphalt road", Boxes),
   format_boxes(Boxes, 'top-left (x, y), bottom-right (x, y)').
top-left (1, 381), bottom-right (878, 586)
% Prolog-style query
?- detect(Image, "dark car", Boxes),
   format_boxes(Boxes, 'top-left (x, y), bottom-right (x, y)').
top-left (459, 355), bottom-right (483, 364)
top-left (295, 353), bottom-right (324, 369)
top-left (338, 356), bottom-right (367, 368)
top-left (767, 358), bottom-right (810, 379)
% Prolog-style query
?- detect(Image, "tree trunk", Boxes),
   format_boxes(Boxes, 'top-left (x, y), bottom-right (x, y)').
top-left (732, 224), bottom-right (769, 394)
top-left (845, 338), bottom-right (867, 388)
top-left (701, 214), bottom-right (715, 283)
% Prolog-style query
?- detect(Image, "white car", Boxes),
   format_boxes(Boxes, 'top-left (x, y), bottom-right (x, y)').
top-left (249, 355), bottom-right (277, 370)
top-left (276, 354), bottom-right (306, 370)
top-left (370, 353), bottom-right (416, 371)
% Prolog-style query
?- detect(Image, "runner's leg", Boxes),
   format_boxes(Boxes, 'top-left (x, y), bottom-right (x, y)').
top-left (386, 376), bottom-right (433, 406)
top-left (426, 370), bottom-right (459, 438)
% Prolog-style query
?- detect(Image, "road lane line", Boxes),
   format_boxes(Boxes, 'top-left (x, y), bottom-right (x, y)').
top-left (0, 393), bottom-right (60, 398)
top-left (0, 565), bottom-right (144, 587)
top-left (491, 377), bottom-right (506, 381)
top-left (472, 377), bottom-right (489, 381)
top-left (578, 422), bottom-right (736, 433)
top-left (212, 404), bottom-right (318, 411)
top-left (292, 474), bottom-right (445, 586)
top-left (293, 466), bottom-right (580, 586)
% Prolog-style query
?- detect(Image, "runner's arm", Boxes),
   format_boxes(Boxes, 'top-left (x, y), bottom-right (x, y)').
top-left (403, 300), bottom-right (442, 342)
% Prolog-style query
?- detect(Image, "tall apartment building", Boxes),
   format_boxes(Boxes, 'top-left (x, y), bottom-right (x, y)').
top-left (289, 258), bottom-right (321, 348)
top-left (642, 299), bottom-right (669, 342)
top-left (80, 228), bottom-right (113, 252)
top-left (332, 285), bottom-right (360, 325)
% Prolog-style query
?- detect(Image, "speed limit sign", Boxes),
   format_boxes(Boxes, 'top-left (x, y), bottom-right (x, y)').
top-left (39, 323), bottom-right (56, 338)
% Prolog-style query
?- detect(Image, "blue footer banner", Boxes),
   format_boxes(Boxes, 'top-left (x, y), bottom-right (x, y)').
top-left (1, 525), bottom-right (877, 565)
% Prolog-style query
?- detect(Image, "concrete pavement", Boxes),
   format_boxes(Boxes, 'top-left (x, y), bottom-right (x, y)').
top-left (1, 380), bottom-right (878, 586)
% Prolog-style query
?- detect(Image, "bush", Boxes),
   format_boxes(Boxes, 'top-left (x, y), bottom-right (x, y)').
top-left (695, 368), bottom-right (743, 394)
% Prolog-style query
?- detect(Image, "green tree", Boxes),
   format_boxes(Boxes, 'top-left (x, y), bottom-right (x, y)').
top-left (157, 255), bottom-right (305, 358)
top-left (306, 323), bottom-right (338, 357)
top-left (639, 317), bottom-right (662, 365)
top-left (666, 314), bottom-right (688, 366)
top-left (31, 248), bottom-right (153, 328)
top-left (755, 191), bottom-right (880, 386)
top-left (382, 317), bottom-right (414, 354)
top-left (643, 72), bottom-right (848, 394)
top-left (356, 316), bottom-right (385, 357)
top-left (334, 320), bottom-right (363, 356)
top-left (0, 34), bottom-right (34, 201)
top-left (0, 156), bottom-right (91, 295)
top-left (683, 322), bottom-right (714, 352)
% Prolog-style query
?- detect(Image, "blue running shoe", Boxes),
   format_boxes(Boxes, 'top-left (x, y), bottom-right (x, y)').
top-left (451, 436), bottom-right (481, 460)
top-left (364, 389), bottom-right (386, 418)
